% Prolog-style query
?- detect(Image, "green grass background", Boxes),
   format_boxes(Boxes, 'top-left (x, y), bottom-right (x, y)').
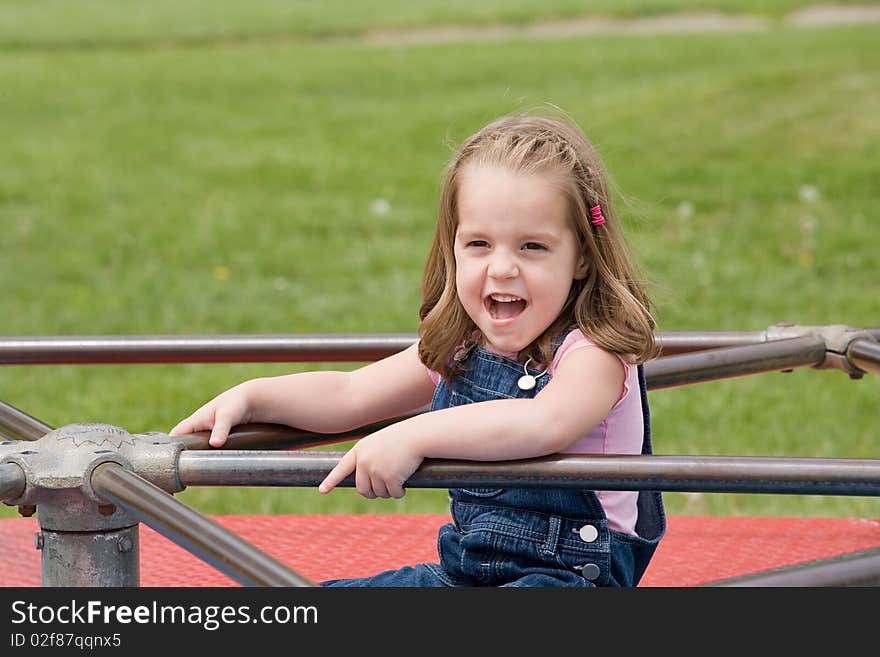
top-left (1, 2), bottom-right (878, 520)
top-left (0, 1), bottom-right (873, 46)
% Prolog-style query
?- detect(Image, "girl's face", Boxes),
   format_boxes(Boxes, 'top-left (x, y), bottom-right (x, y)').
top-left (453, 164), bottom-right (587, 355)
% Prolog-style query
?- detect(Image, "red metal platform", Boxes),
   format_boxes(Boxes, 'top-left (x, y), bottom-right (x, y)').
top-left (1, 514), bottom-right (878, 587)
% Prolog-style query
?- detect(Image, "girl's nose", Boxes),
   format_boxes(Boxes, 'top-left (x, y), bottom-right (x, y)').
top-left (487, 252), bottom-right (519, 279)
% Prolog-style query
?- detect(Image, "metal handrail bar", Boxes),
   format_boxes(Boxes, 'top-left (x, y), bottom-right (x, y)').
top-left (0, 462), bottom-right (26, 503)
top-left (646, 335), bottom-right (827, 389)
top-left (0, 400), bottom-right (52, 441)
top-left (5, 328), bottom-right (877, 365)
top-left (848, 337), bottom-right (880, 376)
top-left (0, 333), bottom-right (415, 365)
top-left (177, 450), bottom-right (880, 497)
top-left (90, 462), bottom-right (313, 587)
top-left (705, 547), bottom-right (880, 587)
top-left (657, 330), bottom-right (770, 354)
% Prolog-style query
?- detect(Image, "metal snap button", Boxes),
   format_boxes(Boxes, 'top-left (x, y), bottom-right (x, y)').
top-left (581, 563), bottom-right (601, 581)
top-left (578, 524), bottom-right (598, 543)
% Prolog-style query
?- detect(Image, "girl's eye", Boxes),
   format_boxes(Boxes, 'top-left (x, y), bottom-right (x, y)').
top-left (523, 242), bottom-right (547, 251)
top-left (467, 240), bottom-right (490, 248)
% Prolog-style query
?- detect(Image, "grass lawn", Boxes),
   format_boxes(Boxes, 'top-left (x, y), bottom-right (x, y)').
top-left (0, 1), bottom-right (873, 46)
top-left (1, 3), bottom-right (878, 520)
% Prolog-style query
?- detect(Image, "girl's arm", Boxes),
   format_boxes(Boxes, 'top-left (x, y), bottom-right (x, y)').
top-left (319, 345), bottom-right (625, 498)
top-left (169, 342), bottom-right (436, 447)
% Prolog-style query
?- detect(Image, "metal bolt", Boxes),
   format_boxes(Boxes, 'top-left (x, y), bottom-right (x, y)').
top-left (98, 504), bottom-right (116, 516)
top-left (18, 504), bottom-right (36, 517)
top-left (117, 536), bottom-right (133, 553)
top-left (34, 532), bottom-right (44, 550)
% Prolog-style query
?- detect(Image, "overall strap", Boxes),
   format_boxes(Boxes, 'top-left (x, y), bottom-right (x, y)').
top-left (636, 363), bottom-right (653, 455)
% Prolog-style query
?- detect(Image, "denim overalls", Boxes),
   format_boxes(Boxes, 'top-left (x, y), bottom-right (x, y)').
top-left (322, 340), bottom-right (665, 587)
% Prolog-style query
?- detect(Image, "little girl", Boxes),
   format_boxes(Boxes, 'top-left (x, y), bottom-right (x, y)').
top-left (171, 113), bottom-right (665, 587)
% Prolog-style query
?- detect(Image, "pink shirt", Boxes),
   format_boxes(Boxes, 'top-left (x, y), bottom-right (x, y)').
top-left (425, 329), bottom-right (641, 535)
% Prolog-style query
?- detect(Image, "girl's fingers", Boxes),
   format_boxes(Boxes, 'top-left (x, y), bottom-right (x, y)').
top-left (387, 480), bottom-right (406, 499)
top-left (169, 403), bottom-right (215, 436)
top-left (168, 420), bottom-right (189, 436)
top-left (319, 452), bottom-right (355, 494)
top-left (208, 415), bottom-right (233, 448)
top-left (169, 414), bottom-right (206, 436)
top-left (168, 412), bottom-right (199, 436)
top-left (370, 476), bottom-right (390, 499)
top-left (317, 448), bottom-right (397, 500)
top-left (354, 463), bottom-right (375, 499)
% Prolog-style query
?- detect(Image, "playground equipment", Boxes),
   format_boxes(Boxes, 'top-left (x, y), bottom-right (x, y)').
top-left (1, 323), bottom-right (878, 587)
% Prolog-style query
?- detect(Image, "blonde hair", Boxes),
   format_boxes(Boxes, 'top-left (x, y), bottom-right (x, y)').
top-left (418, 113), bottom-right (658, 380)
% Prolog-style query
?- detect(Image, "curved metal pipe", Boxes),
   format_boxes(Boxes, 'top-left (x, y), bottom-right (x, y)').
top-left (645, 335), bottom-right (827, 389)
top-left (707, 548), bottom-right (880, 587)
top-left (0, 333), bottom-right (414, 365)
top-left (847, 337), bottom-right (880, 376)
top-left (655, 330), bottom-right (767, 355)
top-left (177, 450), bottom-right (880, 497)
top-left (0, 400), bottom-right (53, 440)
top-left (0, 462), bottom-right (26, 503)
top-left (90, 462), bottom-right (313, 587)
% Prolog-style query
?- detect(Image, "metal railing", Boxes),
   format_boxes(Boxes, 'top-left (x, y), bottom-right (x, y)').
top-left (1, 323), bottom-right (878, 587)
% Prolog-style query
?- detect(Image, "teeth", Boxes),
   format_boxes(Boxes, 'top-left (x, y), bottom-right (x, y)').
top-left (490, 294), bottom-right (523, 303)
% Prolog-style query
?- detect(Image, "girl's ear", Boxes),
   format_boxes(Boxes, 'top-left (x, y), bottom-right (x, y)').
top-left (574, 254), bottom-right (589, 280)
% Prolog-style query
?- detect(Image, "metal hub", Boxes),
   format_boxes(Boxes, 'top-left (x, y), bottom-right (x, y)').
top-left (0, 422), bottom-right (183, 531)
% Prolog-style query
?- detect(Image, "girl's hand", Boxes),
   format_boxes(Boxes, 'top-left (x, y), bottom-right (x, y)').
top-left (168, 383), bottom-right (253, 448)
top-left (319, 432), bottom-right (424, 499)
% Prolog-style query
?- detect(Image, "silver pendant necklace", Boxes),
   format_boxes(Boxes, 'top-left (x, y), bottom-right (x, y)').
top-left (517, 357), bottom-right (548, 391)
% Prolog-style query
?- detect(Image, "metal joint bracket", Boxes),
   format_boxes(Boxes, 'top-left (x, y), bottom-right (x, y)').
top-left (765, 323), bottom-right (871, 378)
top-left (0, 422), bottom-right (184, 531)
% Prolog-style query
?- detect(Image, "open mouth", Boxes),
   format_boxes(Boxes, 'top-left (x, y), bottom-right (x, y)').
top-left (485, 294), bottom-right (527, 320)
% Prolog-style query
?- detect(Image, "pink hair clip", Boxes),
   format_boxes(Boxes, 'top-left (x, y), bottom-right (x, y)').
top-left (589, 205), bottom-right (605, 226)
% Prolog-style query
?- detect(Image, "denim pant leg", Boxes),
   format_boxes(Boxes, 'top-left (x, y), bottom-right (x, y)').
top-left (500, 572), bottom-right (591, 587)
top-left (320, 562), bottom-right (451, 587)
